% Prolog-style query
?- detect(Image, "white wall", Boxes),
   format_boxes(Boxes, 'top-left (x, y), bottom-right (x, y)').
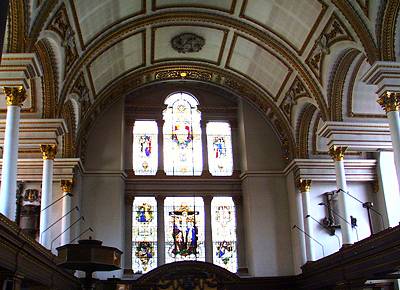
top-left (81, 98), bottom-right (125, 279)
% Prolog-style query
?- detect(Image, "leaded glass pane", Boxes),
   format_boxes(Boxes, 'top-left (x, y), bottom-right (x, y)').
top-left (163, 93), bottom-right (202, 176)
top-left (212, 197), bottom-right (237, 272)
top-left (207, 122), bottom-right (233, 176)
top-left (133, 121), bottom-right (158, 175)
top-left (132, 197), bottom-right (157, 273)
top-left (164, 197), bottom-right (205, 263)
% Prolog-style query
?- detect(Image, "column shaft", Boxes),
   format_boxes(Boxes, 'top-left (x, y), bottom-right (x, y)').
top-left (0, 105), bottom-right (21, 220)
top-left (295, 191), bottom-right (307, 265)
top-left (39, 159), bottom-right (54, 249)
top-left (203, 195), bottom-right (213, 263)
top-left (387, 111), bottom-right (400, 187)
top-left (60, 193), bottom-right (72, 245)
top-left (156, 195), bottom-right (165, 266)
top-left (301, 190), bottom-right (314, 261)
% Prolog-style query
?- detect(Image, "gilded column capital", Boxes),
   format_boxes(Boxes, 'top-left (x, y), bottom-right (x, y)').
top-left (377, 92), bottom-right (400, 113)
top-left (40, 144), bottom-right (57, 160)
top-left (328, 145), bottom-right (347, 161)
top-left (296, 179), bottom-right (312, 193)
top-left (3, 86), bottom-right (27, 106)
top-left (61, 180), bottom-right (73, 193)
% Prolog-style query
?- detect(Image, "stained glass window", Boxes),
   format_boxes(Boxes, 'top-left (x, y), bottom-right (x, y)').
top-left (212, 197), bottom-right (237, 272)
top-left (163, 93), bottom-right (202, 176)
top-left (133, 121), bottom-right (158, 175)
top-left (132, 197), bottom-right (157, 273)
top-left (207, 122), bottom-right (233, 176)
top-left (164, 197), bottom-right (205, 263)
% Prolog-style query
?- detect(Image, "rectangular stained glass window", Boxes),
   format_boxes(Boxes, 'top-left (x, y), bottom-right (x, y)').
top-left (132, 197), bottom-right (157, 273)
top-left (164, 197), bottom-right (205, 263)
top-left (207, 122), bottom-right (233, 176)
top-left (212, 197), bottom-right (237, 272)
top-left (133, 121), bottom-right (158, 175)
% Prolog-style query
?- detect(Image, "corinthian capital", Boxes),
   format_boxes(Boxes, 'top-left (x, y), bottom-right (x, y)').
top-left (61, 180), bottom-right (73, 193)
top-left (296, 179), bottom-right (312, 193)
top-left (40, 144), bottom-right (57, 160)
top-left (329, 145), bottom-right (347, 161)
top-left (3, 86), bottom-right (27, 106)
top-left (377, 92), bottom-right (400, 113)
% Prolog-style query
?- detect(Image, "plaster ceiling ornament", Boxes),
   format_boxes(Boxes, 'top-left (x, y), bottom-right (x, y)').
top-left (171, 33), bottom-right (205, 53)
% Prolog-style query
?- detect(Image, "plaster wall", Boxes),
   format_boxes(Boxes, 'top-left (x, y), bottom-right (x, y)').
top-left (81, 98), bottom-right (125, 279)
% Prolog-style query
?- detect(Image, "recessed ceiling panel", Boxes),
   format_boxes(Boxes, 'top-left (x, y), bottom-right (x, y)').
top-left (73, 0), bottom-right (145, 44)
top-left (152, 25), bottom-right (227, 65)
top-left (89, 32), bottom-right (145, 93)
top-left (153, 0), bottom-right (235, 13)
top-left (227, 35), bottom-right (290, 97)
top-left (241, 0), bottom-right (325, 52)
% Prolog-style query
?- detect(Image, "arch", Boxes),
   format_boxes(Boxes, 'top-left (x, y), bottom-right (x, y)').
top-left (380, 0), bottom-right (400, 60)
top-left (296, 103), bottom-right (318, 158)
top-left (75, 64), bottom-right (297, 164)
top-left (327, 48), bottom-right (361, 121)
top-left (61, 99), bottom-right (76, 158)
top-left (34, 39), bottom-right (58, 118)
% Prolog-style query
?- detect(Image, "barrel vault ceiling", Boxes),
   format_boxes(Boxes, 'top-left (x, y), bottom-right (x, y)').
top-left (3, 0), bottom-right (399, 160)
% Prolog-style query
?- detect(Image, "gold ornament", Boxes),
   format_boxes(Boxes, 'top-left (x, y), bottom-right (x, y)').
top-left (296, 179), bottom-right (312, 193)
top-left (329, 145), bottom-right (347, 161)
top-left (61, 180), bottom-right (73, 193)
top-left (377, 92), bottom-right (400, 113)
top-left (3, 86), bottom-right (27, 106)
top-left (40, 144), bottom-right (57, 160)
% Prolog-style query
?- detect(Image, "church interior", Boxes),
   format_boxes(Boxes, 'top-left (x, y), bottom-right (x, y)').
top-left (1, 0), bottom-right (400, 289)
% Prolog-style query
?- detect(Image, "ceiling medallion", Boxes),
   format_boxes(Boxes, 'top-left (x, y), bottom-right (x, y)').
top-left (171, 33), bottom-right (205, 53)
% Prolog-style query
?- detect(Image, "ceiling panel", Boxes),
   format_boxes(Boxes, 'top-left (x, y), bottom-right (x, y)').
top-left (153, 0), bottom-right (235, 13)
top-left (152, 25), bottom-right (227, 65)
top-left (227, 35), bottom-right (291, 98)
top-left (73, 0), bottom-right (145, 44)
top-left (241, 0), bottom-right (326, 53)
top-left (89, 32), bottom-right (145, 93)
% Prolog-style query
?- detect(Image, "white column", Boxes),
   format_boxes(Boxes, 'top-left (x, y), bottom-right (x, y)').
top-left (60, 180), bottom-right (73, 246)
top-left (39, 144), bottom-right (57, 249)
top-left (203, 195), bottom-right (213, 263)
top-left (123, 195), bottom-right (133, 276)
top-left (294, 188), bottom-right (307, 265)
top-left (329, 146), bottom-right (353, 245)
top-left (232, 196), bottom-right (246, 272)
top-left (378, 92), bottom-right (400, 189)
top-left (156, 195), bottom-right (165, 266)
top-left (298, 179), bottom-right (314, 261)
top-left (0, 87), bottom-right (26, 220)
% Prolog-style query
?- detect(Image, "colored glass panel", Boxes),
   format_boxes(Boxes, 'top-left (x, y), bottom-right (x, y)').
top-left (164, 197), bottom-right (205, 263)
top-left (163, 92), bottom-right (202, 176)
top-left (207, 122), bottom-right (233, 176)
top-left (212, 197), bottom-right (237, 272)
top-left (133, 121), bottom-right (158, 175)
top-left (132, 197), bottom-right (157, 273)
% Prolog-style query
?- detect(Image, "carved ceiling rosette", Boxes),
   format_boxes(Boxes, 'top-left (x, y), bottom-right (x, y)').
top-left (171, 33), bottom-right (205, 53)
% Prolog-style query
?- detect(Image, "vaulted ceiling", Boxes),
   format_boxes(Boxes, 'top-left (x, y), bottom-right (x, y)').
top-left (2, 0), bottom-right (399, 160)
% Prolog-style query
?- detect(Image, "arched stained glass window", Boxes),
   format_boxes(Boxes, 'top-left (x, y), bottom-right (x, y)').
top-left (207, 122), bottom-right (233, 176)
top-left (133, 121), bottom-right (158, 175)
top-left (212, 197), bottom-right (237, 272)
top-left (132, 197), bottom-right (157, 273)
top-left (164, 197), bottom-right (205, 263)
top-left (163, 92), bottom-right (202, 176)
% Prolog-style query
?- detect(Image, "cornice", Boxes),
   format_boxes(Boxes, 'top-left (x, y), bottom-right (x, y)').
top-left (332, 0), bottom-right (379, 63)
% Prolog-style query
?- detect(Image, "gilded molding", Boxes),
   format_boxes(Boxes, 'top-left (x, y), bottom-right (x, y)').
top-left (40, 144), bottom-right (57, 160)
top-left (7, 0), bottom-right (26, 52)
top-left (377, 92), bottom-right (400, 113)
top-left (296, 104), bottom-right (317, 158)
top-left (61, 180), bottom-right (73, 193)
top-left (328, 145), bottom-right (347, 161)
top-left (296, 179), bottom-right (312, 193)
top-left (332, 0), bottom-right (379, 63)
top-left (61, 100), bottom-right (76, 158)
top-left (3, 86), bottom-right (27, 106)
top-left (328, 48), bottom-right (361, 121)
top-left (380, 0), bottom-right (400, 61)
